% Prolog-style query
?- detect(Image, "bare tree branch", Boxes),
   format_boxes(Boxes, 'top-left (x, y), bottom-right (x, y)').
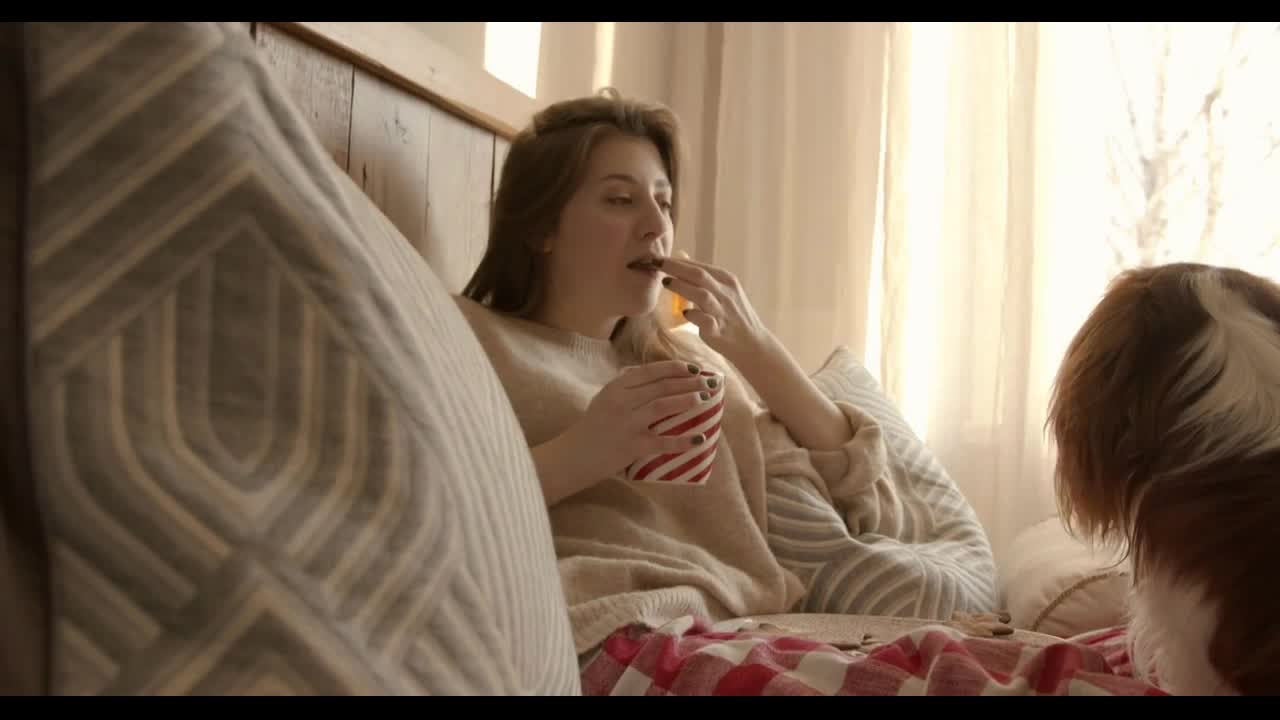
top-left (1106, 229), bottom-right (1134, 273)
top-left (1142, 147), bottom-right (1198, 208)
top-left (1164, 22), bottom-right (1242, 155)
top-left (1107, 24), bottom-right (1149, 161)
top-left (1106, 137), bottom-right (1145, 221)
top-left (1106, 23), bottom-right (1280, 270)
top-left (1110, 216), bottom-right (1138, 238)
top-left (1134, 24), bottom-right (1174, 258)
top-left (1107, 129), bottom-right (1146, 190)
top-left (1199, 107), bottom-right (1224, 257)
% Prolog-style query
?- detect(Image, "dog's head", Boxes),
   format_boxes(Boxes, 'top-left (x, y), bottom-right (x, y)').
top-left (1046, 262), bottom-right (1280, 694)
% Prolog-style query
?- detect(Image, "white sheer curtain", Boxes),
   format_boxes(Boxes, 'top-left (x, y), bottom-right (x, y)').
top-left (675, 22), bottom-right (1115, 569)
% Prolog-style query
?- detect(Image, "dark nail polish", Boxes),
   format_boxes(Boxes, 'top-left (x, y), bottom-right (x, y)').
top-left (705, 377), bottom-right (719, 389)
top-left (653, 257), bottom-right (664, 267)
top-left (687, 363), bottom-right (699, 374)
top-left (690, 434), bottom-right (705, 446)
top-left (699, 391), bottom-right (710, 401)
top-left (682, 308), bottom-right (690, 317)
top-left (662, 277), bottom-right (672, 287)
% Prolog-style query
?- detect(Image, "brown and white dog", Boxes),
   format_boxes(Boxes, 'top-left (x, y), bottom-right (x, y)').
top-left (1046, 262), bottom-right (1280, 696)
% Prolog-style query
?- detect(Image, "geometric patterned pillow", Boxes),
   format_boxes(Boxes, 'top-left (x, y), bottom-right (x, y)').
top-left (22, 21), bottom-right (579, 695)
top-left (765, 346), bottom-right (999, 620)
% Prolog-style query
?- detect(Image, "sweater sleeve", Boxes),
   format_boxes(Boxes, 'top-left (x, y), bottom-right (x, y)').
top-left (753, 399), bottom-right (904, 535)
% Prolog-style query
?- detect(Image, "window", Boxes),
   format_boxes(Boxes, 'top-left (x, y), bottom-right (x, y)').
top-left (1102, 23), bottom-right (1280, 281)
top-left (484, 22), bottom-right (542, 98)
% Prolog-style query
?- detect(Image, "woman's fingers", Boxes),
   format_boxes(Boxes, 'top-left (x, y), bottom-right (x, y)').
top-left (641, 431), bottom-right (707, 456)
top-left (637, 389), bottom-right (714, 427)
top-left (627, 375), bottom-right (715, 411)
top-left (680, 307), bottom-right (719, 335)
top-left (663, 276), bottom-right (723, 317)
top-left (617, 359), bottom-right (702, 388)
top-left (661, 256), bottom-right (734, 285)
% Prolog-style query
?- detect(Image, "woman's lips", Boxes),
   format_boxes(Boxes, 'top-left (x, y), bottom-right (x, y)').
top-left (627, 258), bottom-right (662, 274)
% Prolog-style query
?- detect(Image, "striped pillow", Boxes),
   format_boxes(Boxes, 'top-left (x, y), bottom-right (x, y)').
top-left (765, 346), bottom-right (999, 620)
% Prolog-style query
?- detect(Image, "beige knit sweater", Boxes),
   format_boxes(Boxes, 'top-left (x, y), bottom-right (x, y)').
top-left (455, 296), bottom-right (879, 654)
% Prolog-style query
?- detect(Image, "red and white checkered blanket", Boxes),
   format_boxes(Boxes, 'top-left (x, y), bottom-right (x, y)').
top-left (581, 616), bottom-right (1167, 696)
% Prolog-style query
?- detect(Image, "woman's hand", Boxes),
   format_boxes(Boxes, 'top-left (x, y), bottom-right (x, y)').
top-left (660, 255), bottom-right (854, 453)
top-left (531, 360), bottom-right (720, 506)
top-left (658, 256), bottom-right (771, 365)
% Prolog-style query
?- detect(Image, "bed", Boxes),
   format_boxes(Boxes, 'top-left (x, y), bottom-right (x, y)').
top-left (0, 21), bottom-right (1147, 696)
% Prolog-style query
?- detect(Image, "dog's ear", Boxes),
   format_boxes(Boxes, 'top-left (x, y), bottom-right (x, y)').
top-left (1046, 263), bottom-right (1217, 561)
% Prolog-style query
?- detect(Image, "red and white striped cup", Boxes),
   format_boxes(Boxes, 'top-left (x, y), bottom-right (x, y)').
top-left (625, 370), bottom-right (724, 486)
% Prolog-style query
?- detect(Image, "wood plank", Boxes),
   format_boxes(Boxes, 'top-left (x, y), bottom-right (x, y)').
top-left (255, 24), bottom-right (354, 171)
top-left (269, 22), bottom-right (535, 141)
top-left (426, 108), bottom-right (495, 293)
top-left (491, 136), bottom-right (511, 200)
top-left (347, 67), bottom-right (432, 255)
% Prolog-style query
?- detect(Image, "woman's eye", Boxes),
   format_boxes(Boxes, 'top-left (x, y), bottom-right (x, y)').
top-left (659, 200), bottom-right (673, 212)
top-left (607, 196), bottom-right (632, 205)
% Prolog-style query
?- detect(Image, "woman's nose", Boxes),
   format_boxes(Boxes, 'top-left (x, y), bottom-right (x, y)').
top-left (639, 201), bottom-right (668, 238)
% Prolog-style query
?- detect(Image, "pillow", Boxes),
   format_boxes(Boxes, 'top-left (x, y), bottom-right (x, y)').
top-left (1001, 518), bottom-right (1130, 638)
top-left (22, 21), bottom-right (579, 695)
top-left (764, 346), bottom-right (999, 619)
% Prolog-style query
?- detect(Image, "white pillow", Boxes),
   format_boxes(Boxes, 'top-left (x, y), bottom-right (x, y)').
top-left (1001, 518), bottom-right (1130, 638)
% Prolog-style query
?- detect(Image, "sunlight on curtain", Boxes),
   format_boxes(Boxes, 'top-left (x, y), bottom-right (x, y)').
top-left (483, 22), bottom-right (542, 98)
top-left (873, 22), bottom-right (1114, 564)
top-left (895, 22), bottom-right (951, 441)
top-left (593, 22), bottom-right (616, 91)
top-left (1032, 21), bottom-right (1113, 444)
top-left (862, 67), bottom-right (889, 387)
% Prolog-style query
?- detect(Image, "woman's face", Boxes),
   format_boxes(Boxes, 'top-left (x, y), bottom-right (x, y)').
top-left (538, 134), bottom-right (674, 338)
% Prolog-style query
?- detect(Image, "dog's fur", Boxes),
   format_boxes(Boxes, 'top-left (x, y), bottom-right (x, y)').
top-left (1046, 262), bottom-right (1280, 695)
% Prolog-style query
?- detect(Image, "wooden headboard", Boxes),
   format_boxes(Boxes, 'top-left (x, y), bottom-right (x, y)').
top-left (244, 21), bottom-right (536, 294)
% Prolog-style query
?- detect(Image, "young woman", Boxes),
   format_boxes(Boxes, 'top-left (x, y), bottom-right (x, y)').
top-left (454, 88), bottom-right (872, 657)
